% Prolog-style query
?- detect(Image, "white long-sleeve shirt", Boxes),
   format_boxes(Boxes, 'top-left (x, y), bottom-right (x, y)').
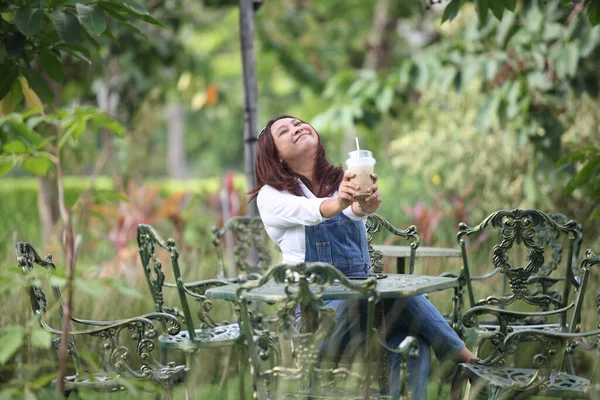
top-left (257, 180), bottom-right (366, 264)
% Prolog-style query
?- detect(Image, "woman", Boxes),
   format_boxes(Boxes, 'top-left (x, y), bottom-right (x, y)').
top-left (249, 115), bottom-right (474, 399)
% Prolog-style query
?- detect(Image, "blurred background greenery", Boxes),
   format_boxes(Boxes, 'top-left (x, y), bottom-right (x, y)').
top-left (1, 0), bottom-right (600, 397)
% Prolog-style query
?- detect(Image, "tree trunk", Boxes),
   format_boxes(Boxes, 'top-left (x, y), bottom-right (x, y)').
top-left (363, 0), bottom-right (392, 70)
top-left (166, 104), bottom-right (189, 179)
top-left (342, 0), bottom-right (392, 157)
top-left (37, 175), bottom-right (60, 242)
top-left (239, 0), bottom-right (259, 217)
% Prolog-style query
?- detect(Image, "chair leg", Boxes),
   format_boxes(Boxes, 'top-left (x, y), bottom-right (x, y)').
top-left (219, 347), bottom-right (233, 390)
top-left (185, 351), bottom-right (196, 400)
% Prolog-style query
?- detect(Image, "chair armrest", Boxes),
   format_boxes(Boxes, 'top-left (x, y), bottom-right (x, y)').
top-left (504, 327), bottom-right (600, 352)
top-left (462, 303), bottom-right (573, 330)
top-left (527, 276), bottom-right (564, 285)
top-left (69, 312), bottom-right (181, 335)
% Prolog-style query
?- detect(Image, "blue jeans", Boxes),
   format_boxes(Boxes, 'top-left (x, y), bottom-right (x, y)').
top-left (321, 295), bottom-right (464, 400)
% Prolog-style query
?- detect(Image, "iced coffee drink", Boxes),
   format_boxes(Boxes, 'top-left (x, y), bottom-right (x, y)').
top-left (346, 150), bottom-right (376, 200)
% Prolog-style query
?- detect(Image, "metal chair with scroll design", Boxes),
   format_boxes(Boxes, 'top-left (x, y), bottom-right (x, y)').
top-left (455, 210), bottom-right (582, 358)
top-left (365, 213), bottom-right (419, 275)
top-left (137, 224), bottom-right (245, 396)
top-left (212, 216), bottom-right (273, 279)
top-left (527, 212), bottom-right (585, 313)
top-left (451, 248), bottom-right (600, 400)
top-left (15, 242), bottom-right (186, 398)
top-left (237, 262), bottom-right (419, 400)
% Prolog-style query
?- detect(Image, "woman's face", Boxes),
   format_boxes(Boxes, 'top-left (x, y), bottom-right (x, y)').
top-left (269, 117), bottom-right (319, 163)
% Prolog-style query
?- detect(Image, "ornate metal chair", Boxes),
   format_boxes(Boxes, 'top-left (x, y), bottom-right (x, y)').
top-left (365, 213), bottom-right (419, 275)
top-left (137, 224), bottom-right (244, 396)
top-left (237, 262), bottom-right (420, 400)
top-left (451, 248), bottom-right (600, 400)
top-left (15, 242), bottom-right (186, 398)
top-left (211, 216), bottom-right (273, 279)
top-left (527, 212), bottom-right (585, 311)
top-left (452, 209), bottom-right (582, 347)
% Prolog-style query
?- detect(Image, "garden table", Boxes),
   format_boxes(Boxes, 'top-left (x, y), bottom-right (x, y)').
top-left (207, 273), bottom-right (458, 395)
top-left (206, 273), bottom-right (458, 303)
top-left (372, 244), bottom-right (461, 274)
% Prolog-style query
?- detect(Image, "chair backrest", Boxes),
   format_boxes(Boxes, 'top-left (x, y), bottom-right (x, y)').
top-left (534, 212), bottom-right (584, 279)
top-left (137, 224), bottom-right (198, 341)
top-left (237, 262), bottom-right (380, 399)
top-left (15, 242), bottom-right (83, 374)
top-left (500, 249), bottom-right (600, 380)
top-left (458, 209), bottom-right (581, 326)
top-left (366, 213), bottom-right (419, 274)
top-left (211, 216), bottom-right (272, 279)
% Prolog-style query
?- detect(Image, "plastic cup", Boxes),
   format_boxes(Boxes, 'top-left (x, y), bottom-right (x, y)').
top-left (346, 150), bottom-right (376, 200)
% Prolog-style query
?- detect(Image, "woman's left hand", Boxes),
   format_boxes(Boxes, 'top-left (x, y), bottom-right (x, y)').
top-left (356, 173), bottom-right (381, 214)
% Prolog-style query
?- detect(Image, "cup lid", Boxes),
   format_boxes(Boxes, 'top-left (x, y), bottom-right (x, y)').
top-left (348, 150), bottom-right (373, 158)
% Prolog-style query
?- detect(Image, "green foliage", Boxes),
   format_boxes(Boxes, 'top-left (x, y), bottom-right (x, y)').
top-left (0, 0), bottom-right (164, 111)
top-left (441, 0), bottom-right (600, 26)
top-left (0, 106), bottom-right (124, 177)
top-left (559, 144), bottom-right (600, 218)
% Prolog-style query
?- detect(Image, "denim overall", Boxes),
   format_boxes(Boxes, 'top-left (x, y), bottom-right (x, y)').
top-left (304, 212), bottom-right (438, 399)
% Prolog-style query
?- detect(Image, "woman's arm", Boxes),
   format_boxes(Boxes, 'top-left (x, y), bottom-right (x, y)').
top-left (257, 186), bottom-right (330, 228)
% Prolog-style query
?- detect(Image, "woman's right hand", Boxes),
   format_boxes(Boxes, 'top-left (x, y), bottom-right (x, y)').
top-left (319, 172), bottom-right (360, 218)
top-left (337, 171), bottom-right (360, 210)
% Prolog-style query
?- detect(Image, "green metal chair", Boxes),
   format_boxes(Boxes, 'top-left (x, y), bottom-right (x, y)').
top-left (452, 209), bottom-right (582, 351)
top-left (237, 261), bottom-right (419, 400)
top-left (451, 248), bottom-right (600, 400)
top-left (365, 213), bottom-right (420, 275)
top-left (15, 242), bottom-right (186, 398)
top-left (211, 216), bottom-right (273, 279)
top-left (137, 224), bottom-right (244, 396)
top-left (527, 212), bottom-right (585, 311)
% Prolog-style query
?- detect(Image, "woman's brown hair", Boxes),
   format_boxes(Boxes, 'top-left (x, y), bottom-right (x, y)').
top-left (248, 115), bottom-right (344, 200)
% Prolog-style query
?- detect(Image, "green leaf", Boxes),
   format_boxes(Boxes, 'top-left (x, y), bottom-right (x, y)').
top-left (565, 155), bottom-right (600, 194)
top-left (90, 110), bottom-right (126, 137)
top-left (565, 43), bottom-right (579, 77)
top-left (23, 389), bottom-right (36, 400)
top-left (0, 325), bottom-right (25, 364)
top-left (489, 0), bottom-right (505, 20)
top-left (5, 31), bottom-right (26, 55)
top-left (0, 79), bottom-right (23, 115)
top-left (39, 52), bottom-right (65, 84)
top-left (119, 0), bottom-right (149, 15)
top-left (22, 69), bottom-right (55, 105)
top-left (504, 0), bottom-right (517, 11)
top-left (22, 156), bottom-right (54, 176)
top-left (0, 161), bottom-right (16, 177)
top-left (76, 4), bottom-right (107, 35)
top-left (442, 0), bottom-right (462, 23)
top-left (476, 94), bottom-right (500, 133)
top-left (375, 86), bottom-right (394, 113)
top-left (3, 140), bottom-right (27, 154)
top-left (30, 328), bottom-right (52, 349)
top-left (53, 10), bottom-right (82, 44)
top-left (92, 189), bottom-right (129, 203)
top-left (75, 279), bottom-right (104, 297)
top-left (137, 14), bottom-right (167, 28)
top-left (590, 204), bottom-right (600, 219)
top-left (475, 0), bottom-right (488, 24)
top-left (15, 6), bottom-right (43, 37)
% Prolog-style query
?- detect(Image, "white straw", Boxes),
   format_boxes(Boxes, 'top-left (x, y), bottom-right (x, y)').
top-left (355, 137), bottom-right (360, 152)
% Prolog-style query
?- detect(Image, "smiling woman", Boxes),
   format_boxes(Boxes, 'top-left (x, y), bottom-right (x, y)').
top-left (247, 114), bottom-right (475, 399)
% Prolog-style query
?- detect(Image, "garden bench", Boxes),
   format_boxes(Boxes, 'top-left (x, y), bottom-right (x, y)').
top-left (15, 242), bottom-right (186, 398)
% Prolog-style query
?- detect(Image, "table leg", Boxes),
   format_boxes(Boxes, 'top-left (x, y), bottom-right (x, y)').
top-left (396, 257), bottom-right (406, 274)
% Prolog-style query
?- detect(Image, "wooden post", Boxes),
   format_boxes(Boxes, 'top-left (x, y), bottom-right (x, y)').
top-left (239, 0), bottom-right (259, 217)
